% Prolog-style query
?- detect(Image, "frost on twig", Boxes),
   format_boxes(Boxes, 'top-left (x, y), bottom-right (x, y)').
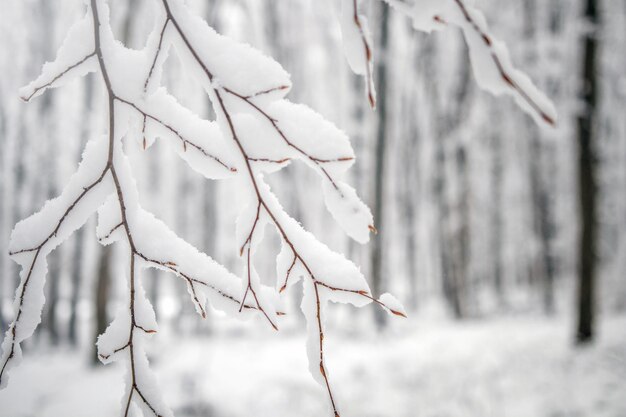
top-left (342, 0), bottom-right (557, 126)
top-left (0, 0), bottom-right (404, 416)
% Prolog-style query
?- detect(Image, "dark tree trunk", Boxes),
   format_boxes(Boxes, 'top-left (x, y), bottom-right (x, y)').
top-left (490, 120), bottom-right (505, 306)
top-left (433, 35), bottom-right (473, 319)
top-left (46, 238), bottom-right (61, 345)
top-left (370, 1), bottom-right (390, 328)
top-left (576, 0), bottom-right (600, 344)
top-left (68, 228), bottom-right (84, 346)
top-left (0, 102), bottom-right (5, 335)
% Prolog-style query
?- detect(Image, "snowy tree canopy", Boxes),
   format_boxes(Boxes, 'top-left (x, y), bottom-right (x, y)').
top-left (0, 1), bottom-right (407, 416)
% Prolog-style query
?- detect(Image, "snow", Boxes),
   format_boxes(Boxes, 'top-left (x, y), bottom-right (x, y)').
top-left (1, 315), bottom-right (624, 417)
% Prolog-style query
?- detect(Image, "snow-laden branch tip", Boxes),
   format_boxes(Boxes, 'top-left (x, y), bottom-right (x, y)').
top-left (0, 0), bottom-right (404, 416)
top-left (342, 0), bottom-right (557, 126)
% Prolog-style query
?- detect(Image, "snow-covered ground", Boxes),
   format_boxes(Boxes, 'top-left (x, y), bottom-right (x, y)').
top-left (1, 314), bottom-right (625, 417)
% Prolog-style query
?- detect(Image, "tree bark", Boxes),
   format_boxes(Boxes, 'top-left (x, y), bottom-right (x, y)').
top-left (576, 0), bottom-right (600, 344)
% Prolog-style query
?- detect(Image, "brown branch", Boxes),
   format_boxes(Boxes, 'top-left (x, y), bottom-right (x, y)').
top-left (313, 282), bottom-right (340, 417)
top-left (239, 202), bottom-right (261, 256)
top-left (240, 246), bottom-right (278, 330)
top-left (452, 0), bottom-right (555, 125)
top-left (20, 52), bottom-right (97, 102)
top-left (243, 85), bottom-right (290, 99)
top-left (99, 342), bottom-right (131, 360)
top-left (92, 5), bottom-right (162, 416)
top-left (279, 255), bottom-right (297, 293)
top-left (248, 157), bottom-right (291, 164)
top-left (350, 0), bottom-right (376, 109)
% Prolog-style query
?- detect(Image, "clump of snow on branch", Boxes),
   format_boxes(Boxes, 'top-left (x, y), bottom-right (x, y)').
top-left (0, 0), bottom-right (404, 416)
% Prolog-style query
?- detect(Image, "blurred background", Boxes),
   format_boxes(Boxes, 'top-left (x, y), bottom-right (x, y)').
top-left (0, 0), bottom-right (625, 416)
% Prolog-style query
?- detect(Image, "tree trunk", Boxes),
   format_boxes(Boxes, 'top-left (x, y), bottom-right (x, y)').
top-left (46, 236), bottom-right (61, 345)
top-left (68, 227), bottom-right (84, 346)
top-left (370, 1), bottom-right (390, 328)
top-left (433, 35), bottom-right (473, 319)
top-left (490, 119), bottom-right (505, 306)
top-left (576, 0), bottom-right (600, 344)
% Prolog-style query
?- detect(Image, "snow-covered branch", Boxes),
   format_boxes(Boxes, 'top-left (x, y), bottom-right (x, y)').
top-left (342, 0), bottom-right (557, 126)
top-left (154, 2), bottom-right (403, 413)
top-left (1, 0), bottom-right (404, 416)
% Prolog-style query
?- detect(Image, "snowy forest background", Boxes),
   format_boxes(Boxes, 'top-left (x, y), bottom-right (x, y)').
top-left (0, 0), bottom-right (625, 416)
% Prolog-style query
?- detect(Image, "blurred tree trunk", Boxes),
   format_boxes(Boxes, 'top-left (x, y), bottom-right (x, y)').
top-left (42, 117), bottom-right (60, 345)
top-left (46, 240), bottom-right (61, 345)
top-left (490, 115), bottom-right (505, 306)
top-left (40, 0), bottom-right (60, 341)
top-left (453, 144), bottom-right (471, 314)
top-left (0, 101), bottom-right (5, 335)
top-left (433, 36), bottom-right (472, 319)
top-left (69, 75), bottom-right (95, 346)
top-left (370, 1), bottom-right (390, 328)
top-left (348, 74), bottom-right (367, 269)
top-left (523, 0), bottom-right (556, 314)
top-left (147, 152), bottom-right (162, 322)
top-left (68, 228), bottom-right (85, 346)
top-left (93, 246), bottom-right (111, 364)
top-left (400, 95), bottom-right (419, 309)
top-left (576, 0), bottom-right (600, 344)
